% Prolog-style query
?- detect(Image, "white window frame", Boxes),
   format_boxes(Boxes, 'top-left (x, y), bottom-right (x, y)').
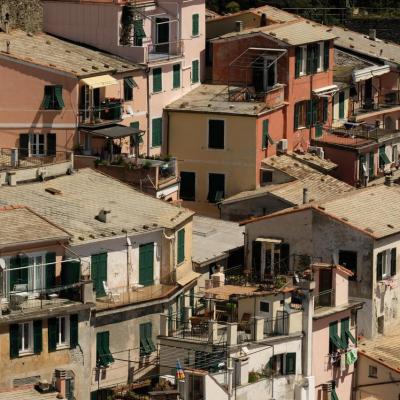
top-left (56, 315), bottom-right (70, 349)
top-left (381, 249), bottom-right (392, 279)
top-left (300, 45), bottom-right (307, 76)
top-left (30, 134), bottom-right (45, 156)
top-left (317, 42), bottom-right (324, 72)
top-left (155, 17), bottom-right (170, 45)
top-left (19, 321), bottom-right (33, 355)
top-left (28, 252), bottom-right (46, 294)
top-left (207, 118), bottom-right (226, 150)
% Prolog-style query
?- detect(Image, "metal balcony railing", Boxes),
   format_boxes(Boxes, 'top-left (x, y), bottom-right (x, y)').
top-left (314, 289), bottom-right (335, 309)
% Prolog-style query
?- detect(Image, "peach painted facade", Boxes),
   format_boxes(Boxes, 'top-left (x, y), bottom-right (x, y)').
top-left (42, 0), bottom-right (206, 155)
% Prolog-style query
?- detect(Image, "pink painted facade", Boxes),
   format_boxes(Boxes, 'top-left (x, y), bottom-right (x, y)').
top-left (42, 0), bottom-right (206, 155)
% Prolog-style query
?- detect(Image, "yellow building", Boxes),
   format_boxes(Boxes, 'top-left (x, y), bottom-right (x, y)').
top-left (166, 84), bottom-right (285, 217)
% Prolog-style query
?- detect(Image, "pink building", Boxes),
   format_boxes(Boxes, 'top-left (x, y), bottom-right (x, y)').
top-left (42, 0), bottom-right (206, 155)
top-left (0, 29), bottom-right (146, 161)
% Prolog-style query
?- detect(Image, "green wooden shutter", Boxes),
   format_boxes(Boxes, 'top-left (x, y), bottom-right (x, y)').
top-left (306, 45), bottom-right (312, 75)
top-left (9, 324), bottom-right (20, 359)
top-left (173, 64), bottom-right (181, 89)
top-left (192, 14), bottom-right (199, 36)
top-left (61, 260), bottom-right (81, 286)
top-left (341, 317), bottom-right (349, 347)
top-left (48, 317), bottom-right (58, 352)
top-left (45, 252), bottom-right (56, 290)
top-left (323, 98), bottom-right (328, 123)
top-left (47, 133), bottom-right (56, 156)
top-left (324, 41), bottom-right (330, 71)
top-left (70, 314), bottom-right (79, 348)
top-left (329, 321), bottom-right (343, 352)
top-left (177, 229), bottom-right (185, 264)
top-left (339, 91), bottom-right (345, 119)
top-left (139, 243), bottom-right (154, 286)
top-left (192, 60), bottom-right (199, 84)
top-left (294, 103), bottom-right (300, 131)
top-left (295, 47), bottom-right (302, 78)
top-left (377, 252), bottom-right (383, 281)
top-left (54, 86), bottom-right (64, 109)
top-left (285, 353), bottom-right (296, 375)
top-left (91, 253), bottom-right (107, 297)
top-left (33, 320), bottom-right (42, 354)
top-left (153, 68), bottom-right (162, 92)
top-left (97, 331), bottom-right (113, 366)
top-left (19, 134), bottom-right (30, 158)
top-left (262, 120), bottom-right (269, 149)
top-left (42, 86), bottom-right (52, 109)
top-left (391, 248), bottom-right (397, 276)
top-left (152, 117), bottom-right (163, 147)
top-left (140, 323), bottom-right (151, 356)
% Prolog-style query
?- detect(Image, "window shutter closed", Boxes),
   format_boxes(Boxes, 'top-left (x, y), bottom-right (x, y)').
top-left (377, 252), bottom-right (383, 281)
top-left (42, 86), bottom-right (52, 109)
top-left (177, 229), bottom-right (185, 264)
top-left (45, 252), bottom-right (56, 290)
top-left (9, 324), bottom-right (20, 359)
top-left (70, 314), bottom-right (79, 348)
top-left (152, 118), bottom-right (163, 147)
top-left (47, 133), bottom-right (56, 156)
top-left (173, 64), bottom-right (181, 89)
top-left (19, 134), bottom-right (29, 158)
top-left (153, 68), bottom-right (162, 92)
top-left (324, 41), bottom-right (330, 71)
top-left (61, 260), bottom-right (81, 286)
top-left (192, 60), bottom-right (199, 84)
top-left (294, 103), bottom-right (300, 131)
top-left (192, 14), bottom-right (199, 36)
top-left (323, 98), bottom-right (328, 123)
top-left (139, 243), bottom-right (154, 286)
top-left (295, 47), bottom-right (302, 78)
top-left (48, 317), bottom-right (58, 352)
top-left (391, 248), bottom-right (397, 276)
top-left (33, 320), bottom-right (43, 354)
top-left (285, 353), bottom-right (296, 375)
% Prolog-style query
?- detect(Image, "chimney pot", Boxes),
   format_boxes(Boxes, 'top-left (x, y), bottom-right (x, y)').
top-left (260, 13), bottom-right (267, 27)
top-left (303, 188), bottom-right (309, 204)
top-left (369, 29), bottom-right (377, 41)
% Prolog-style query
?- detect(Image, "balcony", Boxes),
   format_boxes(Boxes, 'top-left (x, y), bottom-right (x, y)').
top-left (314, 289), bottom-right (335, 309)
top-left (79, 98), bottom-right (123, 128)
top-left (147, 40), bottom-right (184, 62)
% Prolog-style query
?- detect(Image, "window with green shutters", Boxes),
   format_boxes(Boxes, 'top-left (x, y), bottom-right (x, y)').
top-left (192, 14), bottom-right (199, 36)
top-left (391, 248), bottom-right (397, 276)
top-left (96, 331), bottom-right (114, 367)
top-left (338, 91), bottom-right (345, 119)
top-left (192, 60), bottom-right (199, 84)
top-left (9, 323), bottom-right (19, 359)
top-left (208, 119), bottom-right (224, 149)
top-left (329, 321), bottom-right (345, 353)
top-left (294, 101), bottom-right (308, 130)
top-left (61, 260), bottom-right (81, 286)
top-left (152, 68), bottom-right (162, 93)
top-left (33, 320), bottom-right (42, 354)
top-left (49, 315), bottom-right (78, 352)
top-left (284, 353), bottom-right (296, 375)
top-left (340, 317), bottom-right (356, 348)
top-left (48, 317), bottom-right (58, 352)
top-left (139, 243), bottom-right (154, 286)
top-left (306, 44), bottom-right (319, 75)
top-left (377, 251), bottom-right (383, 281)
top-left (124, 76), bottom-right (134, 101)
top-left (180, 171), bottom-right (196, 201)
top-left (173, 64), bottom-right (181, 89)
top-left (42, 85), bottom-right (64, 110)
top-left (9, 321), bottom-right (41, 358)
top-left (9, 255), bottom-right (29, 291)
top-left (91, 253), bottom-right (108, 298)
top-left (151, 117), bottom-right (163, 147)
top-left (140, 322), bottom-right (156, 356)
top-left (177, 229), bottom-right (185, 264)
top-left (369, 152), bottom-right (375, 178)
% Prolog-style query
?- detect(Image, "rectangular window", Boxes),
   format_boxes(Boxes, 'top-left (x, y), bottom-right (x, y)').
top-left (324, 41), bottom-right (330, 71)
top-left (177, 229), bottom-right (185, 264)
top-left (57, 316), bottom-right (70, 348)
top-left (31, 134), bottom-right (45, 156)
top-left (284, 352), bottom-right (296, 375)
top-left (341, 317), bottom-right (356, 348)
top-left (153, 68), bottom-right (162, 93)
top-left (338, 250), bottom-right (357, 279)
top-left (307, 43), bottom-right (319, 75)
top-left (140, 322), bottom-right (156, 356)
top-left (208, 173), bottom-right (225, 203)
top-left (152, 117), bottom-right (163, 147)
top-left (377, 248), bottom-right (397, 281)
top-left (368, 365), bottom-right (378, 378)
top-left (317, 42), bottom-right (324, 72)
top-left (260, 169), bottom-right (273, 186)
top-left (173, 64), bottom-right (181, 89)
top-left (19, 322), bottom-right (33, 354)
top-left (208, 119), bottom-right (224, 149)
top-left (338, 91), bottom-right (345, 119)
top-left (295, 46), bottom-right (307, 77)
top-left (192, 14), bottom-right (199, 36)
top-left (10, 320), bottom-right (42, 357)
top-left (260, 301), bottom-right (269, 313)
top-left (329, 321), bottom-right (344, 353)
top-left (96, 331), bottom-right (114, 367)
top-left (294, 101), bottom-right (308, 130)
top-left (192, 60), bottom-right (199, 84)
top-left (180, 171), bottom-right (196, 201)
top-left (124, 76), bottom-right (134, 101)
top-left (91, 253), bottom-right (108, 298)
top-left (42, 85), bottom-right (64, 110)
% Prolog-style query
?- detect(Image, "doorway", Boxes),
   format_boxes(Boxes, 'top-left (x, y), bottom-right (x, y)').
top-left (155, 17), bottom-right (169, 53)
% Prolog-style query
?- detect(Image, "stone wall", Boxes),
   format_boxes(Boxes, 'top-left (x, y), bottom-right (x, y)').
top-left (0, 0), bottom-right (42, 33)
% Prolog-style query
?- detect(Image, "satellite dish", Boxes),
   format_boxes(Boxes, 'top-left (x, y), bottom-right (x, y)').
top-left (0, 258), bottom-right (5, 271)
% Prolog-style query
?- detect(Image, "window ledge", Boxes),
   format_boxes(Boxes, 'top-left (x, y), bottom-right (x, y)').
top-left (56, 344), bottom-right (70, 351)
top-left (18, 351), bottom-right (34, 357)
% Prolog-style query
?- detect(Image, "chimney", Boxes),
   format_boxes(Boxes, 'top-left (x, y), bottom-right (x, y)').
top-left (54, 369), bottom-right (67, 399)
top-left (385, 174), bottom-right (394, 187)
top-left (6, 40), bottom-right (10, 54)
top-left (260, 13), bottom-right (267, 27)
top-left (96, 209), bottom-right (111, 223)
top-left (235, 20), bottom-right (243, 32)
top-left (369, 29), bottom-right (377, 41)
top-left (303, 188), bottom-right (309, 204)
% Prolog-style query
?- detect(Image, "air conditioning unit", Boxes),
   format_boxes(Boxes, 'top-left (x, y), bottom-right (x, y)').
top-left (277, 139), bottom-right (288, 154)
top-left (308, 146), bottom-right (325, 159)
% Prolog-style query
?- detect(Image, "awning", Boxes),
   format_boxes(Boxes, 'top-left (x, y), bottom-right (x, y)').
top-left (313, 84), bottom-right (339, 97)
top-left (81, 74), bottom-right (118, 89)
top-left (379, 151), bottom-right (391, 165)
top-left (83, 124), bottom-right (144, 139)
top-left (255, 238), bottom-right (282, 244)
top-left (352, 65), bottom-right (391, 83)
top-left (177, 270), bottom-right (200, 287)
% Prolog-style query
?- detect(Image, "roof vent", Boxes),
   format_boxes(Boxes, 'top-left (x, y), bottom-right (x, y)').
top-left (96, 209), bottom-right (111, 223)
top-left (369, 29), bottom-right (377, 41)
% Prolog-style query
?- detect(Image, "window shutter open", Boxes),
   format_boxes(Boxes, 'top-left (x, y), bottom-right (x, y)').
top-left (41, 86), bottom-right (52, 109)
top-left (48, 317), bottom-right (58, 352)
top-left (70, 314), bottom-right (79, 348)
top-left (391, 248), bottom-right (397, 276)
top-left (19, 134), bottom-right (30, 158)
top-left (339, 91), bottom-right (345, 119)
top-left (139, 243), bottom-right (154, 286)
top-left (340, 317), bottom-right (349, 347)
top-left (9, 324), bottom-right (20, 359)
top-left (33, 320), bottom-right (43, 354)
top-left (295, 47), bottom-right (302, 78)
top-left (61, 260), bottom-right (81, 286)
top-left (312, 98), bottom-right (318, 126)
top-left (377, 252), bottom-right (383, 281)
top-left (54, 86), bottom-right (65, 109)
top-left (45, 252), bottom-right (56, 290)
top-left (324, 41), bottom-right (330, 71)
top-left (192, 14), bottom-right (199, 36)
top-left (177, 229), bottom-right (185, 264)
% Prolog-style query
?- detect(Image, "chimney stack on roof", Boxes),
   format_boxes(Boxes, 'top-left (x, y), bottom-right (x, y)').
top-left (303, 188), bottom-right (309, 204)
top-left (235, 20), bottom-right (243, 32)
top-left (260, 13), bottom-right (267, 27)
top-left (96, 209), bottom-right (111, 223)
top-left (369, 29), bottom-right (377, 41)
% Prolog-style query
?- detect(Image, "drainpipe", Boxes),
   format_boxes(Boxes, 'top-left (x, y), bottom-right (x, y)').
top-left (146, 67), bottom-right (151, 157)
